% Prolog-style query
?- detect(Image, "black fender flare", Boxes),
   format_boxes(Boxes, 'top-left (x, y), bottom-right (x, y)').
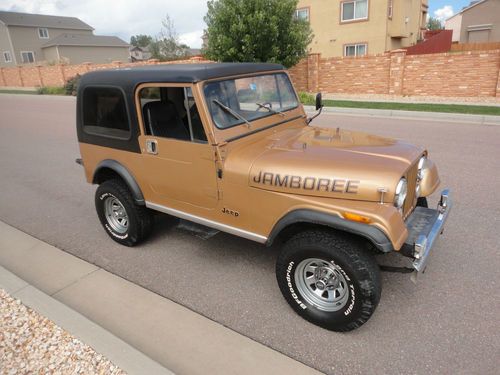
top-left (92, 160), bottom-right (145, 205)
top-left (266, 209), bottom-right (394, 253)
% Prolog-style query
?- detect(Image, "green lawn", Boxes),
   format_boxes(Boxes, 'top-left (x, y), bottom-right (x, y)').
top-left (299, 93), bottom-right (500, 116)
top-left (0, 86), bottom-right (66, 95)
top-left (0, 89), bottom-right (38, 95)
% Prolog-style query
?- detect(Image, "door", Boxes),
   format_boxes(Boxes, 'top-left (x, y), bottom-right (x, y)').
top-left (136, 84), bottom-right (219, 209)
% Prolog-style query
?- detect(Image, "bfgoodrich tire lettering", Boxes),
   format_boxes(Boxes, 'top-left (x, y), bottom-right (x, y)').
top-left (95, 179), bottom-right (153, 246)
top-left (276, 230), bottom-right (381, 332)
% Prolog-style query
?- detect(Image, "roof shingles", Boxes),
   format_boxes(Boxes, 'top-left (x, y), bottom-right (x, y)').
top-left (0, 10), bottom-right (93, 30)
top-left (42, 34), bottom-right (129, 48)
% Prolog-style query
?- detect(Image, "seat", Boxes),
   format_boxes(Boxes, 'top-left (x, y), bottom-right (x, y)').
top-left (142, 100), bottom-right (190, 140)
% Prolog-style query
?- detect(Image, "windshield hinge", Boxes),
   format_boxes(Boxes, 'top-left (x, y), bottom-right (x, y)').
top-left (214, 141), bottom-right (228, 161)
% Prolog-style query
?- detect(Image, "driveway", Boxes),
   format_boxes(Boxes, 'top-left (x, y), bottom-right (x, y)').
top-left (0, 94), bottom-right (499, 374)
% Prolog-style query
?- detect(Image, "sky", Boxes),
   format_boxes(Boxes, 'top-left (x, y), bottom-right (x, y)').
top-left (0, 1), bottom-right (475, 48)
top-left (430, 1), bottom-right (471, 22)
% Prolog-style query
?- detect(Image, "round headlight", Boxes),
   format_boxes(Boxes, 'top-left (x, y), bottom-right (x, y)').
top-left (416, 155), bottom-right (427, 197)
top-left (417, 155), bottom-right (427, 180)
top-left (418, 155), bottom-right (426, 170)
top-left (394, 178), bottom-right (408, 209)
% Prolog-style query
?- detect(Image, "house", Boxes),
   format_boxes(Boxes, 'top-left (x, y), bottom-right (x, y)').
top-left (445, 0), bottom-right (500, 43)
top-left (130, 46), bottom-right (152, 62)
top-left (296, 0), bottom-right (429, 57)
top-left (187, 48), bottom-right (202, 57)
top-left (0, 10), bottom-right (130, 67)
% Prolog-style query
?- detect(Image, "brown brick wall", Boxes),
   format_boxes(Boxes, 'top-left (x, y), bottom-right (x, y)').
top-left (19, 66), bottom-right (42, 87)
top-left (0, 52), bottom-right (499, 98)
top-left (287, 59), bottom-right (308, 92)
top-left (402, 51), bottom-right (500, 97)
top-left (2, 67), bottom-right (23, 86)
top-left (317, 54), bottom-right (391, 95)
top-left (0, 58), bottom-right (212, 90)
top-left (288, 49), bottom-right (500, 98)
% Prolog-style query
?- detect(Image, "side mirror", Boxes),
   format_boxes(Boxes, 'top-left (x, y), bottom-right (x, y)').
top-left (315, 92), bottom-right (323, 111)
top-left (307, 92), bottom-right (324, 125)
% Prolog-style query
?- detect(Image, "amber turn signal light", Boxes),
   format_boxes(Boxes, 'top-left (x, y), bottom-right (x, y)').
top-left (343, 212), bottom-right (371, 224)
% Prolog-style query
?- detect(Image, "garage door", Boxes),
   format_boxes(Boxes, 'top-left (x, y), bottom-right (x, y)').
top-left (468, 30), bottom-right (490, 43)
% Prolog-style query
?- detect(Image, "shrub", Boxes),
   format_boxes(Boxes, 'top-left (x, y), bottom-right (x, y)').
top-left (37, 86), bottom-right (66, 95)
top-left (64, 74), bottom-right (81, 96)
top-left (298, 92), bottom-right (315, 105)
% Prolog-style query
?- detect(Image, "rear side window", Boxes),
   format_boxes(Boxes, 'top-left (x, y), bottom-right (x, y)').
top-left (83, 87), bottom-right (130, 139)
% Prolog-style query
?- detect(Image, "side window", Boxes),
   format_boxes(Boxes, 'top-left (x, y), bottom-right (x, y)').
top-left (139, 86), bottom-right (207, 143)
top-left (83, 87), bottom-right (130, 139)
top-left (185, 87), bottom-right (207, 143)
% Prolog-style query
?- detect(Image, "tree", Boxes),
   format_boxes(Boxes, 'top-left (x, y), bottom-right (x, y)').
top-left (427, 17), bottom-right (443, 30)
top-left (149, 15), bottom-right (190, 61)
top-left (203, 0), bottom-right (313, 68)
top-left (130, 34), bottom-right (153, 48)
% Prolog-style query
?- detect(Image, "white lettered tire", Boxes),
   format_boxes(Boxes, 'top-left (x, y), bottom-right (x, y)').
top-left (276, 230), bottom-right (381, 332)
top-left (95, 179), bottom-right (153, 246)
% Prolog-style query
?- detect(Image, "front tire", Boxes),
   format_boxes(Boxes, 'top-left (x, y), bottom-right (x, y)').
top-left (95, 179), bottom-right (153, 246)
top-left (276, 230), bottom-right (381, 332)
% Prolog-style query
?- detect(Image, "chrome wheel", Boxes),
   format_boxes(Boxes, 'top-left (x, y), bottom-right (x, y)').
top-left (104, 196), bottom-right (128, 234)
top-left (294, 258), bottom-right (349, 312)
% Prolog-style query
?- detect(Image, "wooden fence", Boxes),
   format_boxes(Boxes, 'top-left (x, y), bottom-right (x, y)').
top-left (451, 42), bottom-right (500, 52)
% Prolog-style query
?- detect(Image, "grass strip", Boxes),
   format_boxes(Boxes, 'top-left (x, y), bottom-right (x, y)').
top-left (299, 92), bottom-right (500, 116)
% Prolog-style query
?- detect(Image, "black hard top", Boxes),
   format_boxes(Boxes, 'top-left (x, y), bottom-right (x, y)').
top-left (79, 63), bottom-right (285, 86)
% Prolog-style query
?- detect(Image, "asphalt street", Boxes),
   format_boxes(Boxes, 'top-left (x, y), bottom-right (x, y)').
top-left (1, 94), bottom-right (499, 374)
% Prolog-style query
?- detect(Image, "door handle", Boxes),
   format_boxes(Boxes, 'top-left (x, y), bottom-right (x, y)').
top-left (146, 139), bottom-right (158, 155)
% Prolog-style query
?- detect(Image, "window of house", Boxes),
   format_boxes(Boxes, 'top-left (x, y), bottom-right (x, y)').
top-left (20, 51), bottom-right (35, 64)
top-left (139, 86), bottom-right (207, 143)
top-left (3, 51), bottom-right (12, 63)
top-left (341, 0), bottom-right (368, 22)
top-left (388, 0), bottom-right (393, 18)
top-left (38, 27), bottom-right (49, 38)
top-left (344, 44), bottom-right (367, 57)
top-left (295, 8), bottom-right (310, 21)
top-left (83, 87), bottom-right (130, 139)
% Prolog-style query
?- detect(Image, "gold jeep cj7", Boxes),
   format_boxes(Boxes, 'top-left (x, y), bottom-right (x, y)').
top-left (76, 63), bottom-right (451, 331)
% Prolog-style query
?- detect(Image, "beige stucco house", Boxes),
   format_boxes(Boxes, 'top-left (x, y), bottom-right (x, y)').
top-left (130, 46), bottom-right (152, 62)
top-left (0, 11), bottom-right (129, 67)
top-left (445, 0), bottom-right (500, 43)
top-left (296, 0), bottom-right (428, 57)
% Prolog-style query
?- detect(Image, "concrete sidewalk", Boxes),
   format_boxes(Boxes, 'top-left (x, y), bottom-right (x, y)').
top-left (303, 105), bottom-right (500, 126)
top-left (321, 93), bottom-right (500, 106)
top-left (0, 220), bottom-right (320, 375)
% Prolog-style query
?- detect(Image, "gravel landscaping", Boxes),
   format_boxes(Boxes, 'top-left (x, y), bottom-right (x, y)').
top-left (0, 289), bottom-right (125, 375)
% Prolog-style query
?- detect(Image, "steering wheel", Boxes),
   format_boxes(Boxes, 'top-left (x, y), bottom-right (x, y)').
top-left (256, 102), bottom-right (272, 112)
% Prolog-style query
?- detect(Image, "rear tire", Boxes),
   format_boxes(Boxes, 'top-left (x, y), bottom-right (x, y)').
top-left (276, 230), bottom-right (381, 332)
top-left (95, 179), bottom-right (153, 246)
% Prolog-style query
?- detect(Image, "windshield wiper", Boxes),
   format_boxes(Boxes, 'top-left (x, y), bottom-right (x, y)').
top-left (256, 102), bottom-right (285, 117)
top-left (212, 99), bottom-right (251, 128)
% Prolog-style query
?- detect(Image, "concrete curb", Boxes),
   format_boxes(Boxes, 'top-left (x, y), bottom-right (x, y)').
top-left (303, 105), bottom-right (500, 125)
top-left (0, 266), bottom-right (173, 375)
top-left (0, 220), bottom-right (320, 375)
top-left (0, 93), bottom-right (75, 101)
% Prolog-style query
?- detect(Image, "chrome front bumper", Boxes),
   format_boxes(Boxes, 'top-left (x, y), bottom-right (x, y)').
top-left (404, 189), bottom-right (452, 273)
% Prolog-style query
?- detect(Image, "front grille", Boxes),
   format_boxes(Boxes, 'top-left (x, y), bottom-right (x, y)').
top-left (403, 162), bottom-right (419, 219)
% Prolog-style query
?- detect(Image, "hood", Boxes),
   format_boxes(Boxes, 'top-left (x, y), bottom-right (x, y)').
top-left (244, 126), bottom-right (423, 202)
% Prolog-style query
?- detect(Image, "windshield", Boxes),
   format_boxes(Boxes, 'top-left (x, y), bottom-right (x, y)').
top-left (204, 73), bottom-right (298, 129)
